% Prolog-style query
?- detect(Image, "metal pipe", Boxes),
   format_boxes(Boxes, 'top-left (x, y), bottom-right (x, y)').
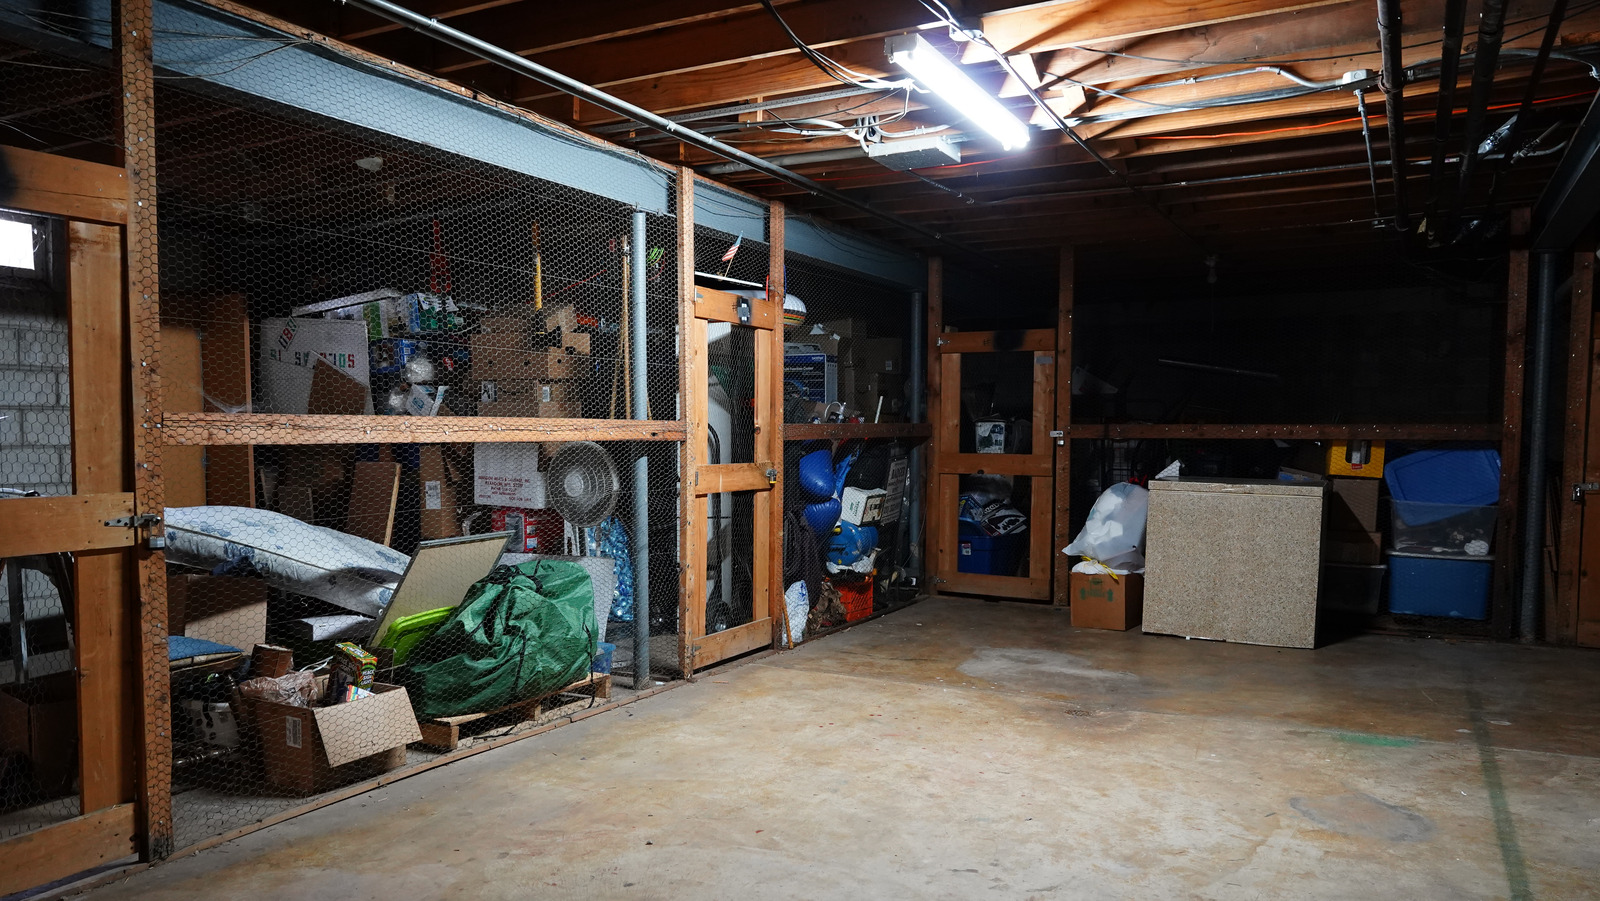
top-left (1356, 89), bottom-right (1382, 218)
top-left (1456, 0), bottom-right (1510, 213)
top-left (1376, 0), bottom-right (1412, 233)
top-left (904, 290), bottom-right (927, 584)
top-left (1521, 252), bottom-right (1560, 642)
top-left (1424, 0), bottom-right (1470, 239)
top-left (1486, 0), bottom-right (1569, 215)
top-left (336, 0), bottom-right (977, 255)
top-left (630, 210), bottom-right (651, 687)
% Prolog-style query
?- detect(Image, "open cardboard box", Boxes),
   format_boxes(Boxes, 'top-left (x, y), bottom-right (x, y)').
top-left (0, 671), bottom-right (77, 795)
top-left (242, 679), bottom-right (420, 795)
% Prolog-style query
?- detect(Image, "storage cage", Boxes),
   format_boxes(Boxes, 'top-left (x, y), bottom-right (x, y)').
top-left (0, 4), bottom-right (927, 870)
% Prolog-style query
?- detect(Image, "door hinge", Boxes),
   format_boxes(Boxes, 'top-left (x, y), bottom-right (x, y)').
top-left (736, 295), bottom-right (751, 325)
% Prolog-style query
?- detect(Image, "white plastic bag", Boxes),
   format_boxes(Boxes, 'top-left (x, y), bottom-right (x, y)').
top-left (1062, 482), bottom-right (1149, 575)
top-left (783, 581), bottom-right (809, 647)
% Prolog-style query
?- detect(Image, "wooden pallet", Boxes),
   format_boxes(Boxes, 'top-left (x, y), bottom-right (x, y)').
top-left (414, 673), bottom-right (612, 751)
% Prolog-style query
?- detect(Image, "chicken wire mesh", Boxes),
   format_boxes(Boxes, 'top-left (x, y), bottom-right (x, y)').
top-left (778, 251), bottom-right (922, 645)
top-left (143, 68), bottom-right (689, 847)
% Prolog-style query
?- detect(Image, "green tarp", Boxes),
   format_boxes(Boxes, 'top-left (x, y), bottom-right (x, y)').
top-left (403, 560), bottom-right (598, 720)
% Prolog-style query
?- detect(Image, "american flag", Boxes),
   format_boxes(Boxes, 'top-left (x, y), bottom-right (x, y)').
top-left (721, 233), bottom-right (742, 262)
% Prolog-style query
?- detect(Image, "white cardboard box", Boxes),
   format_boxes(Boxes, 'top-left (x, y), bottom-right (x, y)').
top-left (259, 317), bottom-right (373, 414)
top-left (840, 487), bottom-right (885, 526)
top-left (474, 442), bottom-right (547, 508)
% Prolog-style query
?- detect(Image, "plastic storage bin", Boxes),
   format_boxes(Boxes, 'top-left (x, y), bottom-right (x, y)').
top-left (957, 521), bottom-right (1024, 576)
top-left (1384, 449), bottom-right (1501, 511)
top-left (1387, 551), bottom-right (1492, 619)
top-left (1390, 499), bottom-right (1497, 556)
top-left (592, 641), bottom-right (615, 674)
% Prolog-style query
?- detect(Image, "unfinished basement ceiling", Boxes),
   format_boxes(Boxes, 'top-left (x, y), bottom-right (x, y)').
top-left (233, 1), bottom-right (1599, 271)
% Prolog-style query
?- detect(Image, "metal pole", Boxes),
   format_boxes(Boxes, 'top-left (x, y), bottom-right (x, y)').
top-left (904, 290), bottom-right (927, 583)
top-left (630, 210), bottom-right (651, 687)
top-left (1520, 252), bottom-right (1559, 642)
top-left (1376, 0), bottom-right (1412, 233)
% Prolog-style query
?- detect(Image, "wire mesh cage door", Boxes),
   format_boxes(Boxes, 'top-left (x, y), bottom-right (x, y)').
top-left (0, 151), bottom-right (141, 893)
top-left (932, 331), bottom-right (1059, 601)
top-left (684, 285), bottom-right (782, 674)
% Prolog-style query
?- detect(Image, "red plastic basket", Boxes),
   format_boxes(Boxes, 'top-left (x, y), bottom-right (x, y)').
top-left (837, 579), bottom-right (873, 622)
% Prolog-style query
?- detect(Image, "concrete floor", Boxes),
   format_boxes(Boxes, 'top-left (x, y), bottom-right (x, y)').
top-left (81, 597), bottom-right (1600, 900)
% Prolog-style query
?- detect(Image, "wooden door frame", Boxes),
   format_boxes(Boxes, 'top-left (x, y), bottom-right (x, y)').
top-left (1558, 247), bottom-right (1599, 646)
top-left (0, 147), bottom-right (144, 896)
top-left (678, 201), bottom-right (785, 675)
top-left (928, 328), bottom-right (1058, 600)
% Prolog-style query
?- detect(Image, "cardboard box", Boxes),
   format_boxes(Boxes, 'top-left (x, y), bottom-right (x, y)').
top-left (470, 333), bottom-right (582, 381)
top-left (1323, 528), bottom-right (1383, 565)
top-left (248, 682), bottom-right (420, 795)
top-left (0, 672), bottom-right (77, 794)
top-left (418, 445), bottom-right (461, 539)
top-left (477, 379), bottom-right (575, 417)
top-left (259, 317), bottom-right (373, 414)
top-left (1326, 476), bottom-right (1381, 532)
top-left (1326, 439), bottom-right (1385, 479)
top-left (474, 442), bottom-right (547, 508)
top-left (537, 401), bottom-right (582, 418)
top-left (1069, 572), bottom-right (1144, 631)
top-left (840, 487), bottom-right (885, 525)
top-left (166, 574), bottom-right (269, 649)
top-left (850, 337), bottom-right (903, 377)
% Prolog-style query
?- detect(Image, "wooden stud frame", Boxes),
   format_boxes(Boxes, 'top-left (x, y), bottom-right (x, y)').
top-left (923, 257), bottom-right (944, 595)
top-left (1494, 219), bottom-right (1531, 640)
top-left (930, 322), bottom-right (1058, 602)
top-left (678, 167), bottom-right (700, 678)
top-left (1561, 250), bottom-right (1598, 646)
top-left (678, 199), bottom-right (785, 676)
top-left (1052, 247), bottom-right (1075, 606)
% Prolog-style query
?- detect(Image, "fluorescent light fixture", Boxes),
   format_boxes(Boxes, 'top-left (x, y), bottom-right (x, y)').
top-left (886, 33), bottom-right (1029, 151)
top-left (0, 219), bottom-right (34, 270)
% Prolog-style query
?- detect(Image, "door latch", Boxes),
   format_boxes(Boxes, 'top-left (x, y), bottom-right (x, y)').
top-left (736, 296), bottom-right (751, 325)
top-left (1050, 429), bottom-right (1065, 446)
top-left (1574, 482), bottom-right (1600, 502)
top-left (105, 513), bottom-right (165, 550)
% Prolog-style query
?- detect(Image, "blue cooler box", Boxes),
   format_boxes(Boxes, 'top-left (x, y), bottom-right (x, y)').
top-left (957, 521), bottom-right (1024, 576)
top-left (1387, 551), bottom-right (1492, 619)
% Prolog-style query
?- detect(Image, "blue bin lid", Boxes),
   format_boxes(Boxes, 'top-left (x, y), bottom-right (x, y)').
top-left (1384, 449), bottom-right (1501, 506)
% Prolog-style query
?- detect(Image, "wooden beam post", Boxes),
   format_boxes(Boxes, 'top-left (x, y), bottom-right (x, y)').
top-left (1494, 211), bottom-right (1531, 640)
top-left (1052, 246), bottom-right (1075, 605)
top-left (923, 257), bottom-right (943, 595)
top-left (677, 167), bottom-right (700, 678)
top-left (765, 201), bottom-right (786, 648)
top-left (1554, 247), bottom-right (1595, 644)
top-left (67, 222), bottom-right (136, 815)
top-left (114, 0), bottom-right (173, 860)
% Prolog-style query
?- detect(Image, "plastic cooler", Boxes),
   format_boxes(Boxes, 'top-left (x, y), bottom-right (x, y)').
top-left (957, 520), bottom-right (1024, 576)
top-left (1387, 551), bottom-right (1491, 619)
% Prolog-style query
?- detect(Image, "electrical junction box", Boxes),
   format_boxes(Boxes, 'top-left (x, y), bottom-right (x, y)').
top-left (865, 135), bottom-right (960, 171)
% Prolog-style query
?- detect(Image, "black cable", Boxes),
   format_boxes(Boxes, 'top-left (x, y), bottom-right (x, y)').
top-left (758, 0), bottom-right (902, 92)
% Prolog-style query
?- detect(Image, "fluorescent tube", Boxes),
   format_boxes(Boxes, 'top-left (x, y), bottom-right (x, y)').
top-left (886, 33), bottom-right (1029, 151)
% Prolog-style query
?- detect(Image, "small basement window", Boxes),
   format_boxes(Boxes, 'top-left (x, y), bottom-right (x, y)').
top-left (0, 214), bottom-right (44, 274)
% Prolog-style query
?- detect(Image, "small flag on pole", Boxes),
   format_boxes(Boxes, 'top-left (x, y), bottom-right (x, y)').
top-left (721, 233), bottom-right (743, 262)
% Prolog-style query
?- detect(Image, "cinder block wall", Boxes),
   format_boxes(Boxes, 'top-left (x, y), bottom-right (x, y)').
top-left (0, 290), bottom-right (74, 678)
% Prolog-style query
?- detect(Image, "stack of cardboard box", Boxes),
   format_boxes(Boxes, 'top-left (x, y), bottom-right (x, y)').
top-left (802, 319), bottom-right (906, 421)
top-left (470, 303), bottom-right (589, 418)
